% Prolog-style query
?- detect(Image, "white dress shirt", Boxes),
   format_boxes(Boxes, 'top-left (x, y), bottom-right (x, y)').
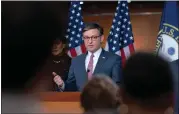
top-left (85, 48), bottom-right (102, 73)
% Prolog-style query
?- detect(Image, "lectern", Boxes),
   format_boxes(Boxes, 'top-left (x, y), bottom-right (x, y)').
top-left (39, 92), bottom-right (83, 113)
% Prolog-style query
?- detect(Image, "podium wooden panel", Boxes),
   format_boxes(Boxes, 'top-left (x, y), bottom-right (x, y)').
top-left (39, 92), bottom-right (83, 113)
top-left (39, 92), bottom-right (81, 101)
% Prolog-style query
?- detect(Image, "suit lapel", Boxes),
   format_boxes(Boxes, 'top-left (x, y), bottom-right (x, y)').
top-left (93, 49), bottom-right (108, 74)
top-left (80, 53), bottom-right (88, 81)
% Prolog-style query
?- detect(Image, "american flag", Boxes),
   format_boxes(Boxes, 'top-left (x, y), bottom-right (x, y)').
top-left (105, 1), bottom-right (135, 66)
top-left (65, 1), bottom-right (86, 58)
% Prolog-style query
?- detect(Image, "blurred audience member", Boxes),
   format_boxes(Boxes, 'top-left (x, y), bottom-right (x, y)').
top-left (80, 75), bottom-right (121, 114)
top-left (120, 52), bottom-right (174, 114)
top-left (2, 1), bottom-right (67, 113)
top-left (2, 2), bottom-right (65, 93)
top-left (170, 59), bottom-right (179, 114)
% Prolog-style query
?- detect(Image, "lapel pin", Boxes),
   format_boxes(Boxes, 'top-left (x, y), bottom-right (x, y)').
top-left (102, 56), bottom-right (105, 59)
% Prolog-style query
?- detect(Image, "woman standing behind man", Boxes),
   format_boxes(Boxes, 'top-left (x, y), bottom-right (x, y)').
top-left (29, 37), bottom-right (71, 92)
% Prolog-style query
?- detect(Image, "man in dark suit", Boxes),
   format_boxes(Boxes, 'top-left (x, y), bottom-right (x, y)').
top-left (170, 59), bottom-right (179, 114)
top-left (53, 23), bottom-right (122, 91)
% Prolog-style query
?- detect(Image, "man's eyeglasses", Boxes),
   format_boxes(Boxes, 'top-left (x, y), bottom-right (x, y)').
top-left (83, 35), bottom-right (101, 40)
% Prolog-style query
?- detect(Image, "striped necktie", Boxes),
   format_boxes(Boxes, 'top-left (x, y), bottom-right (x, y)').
top-left (87, 53), bottom-right (94, 80)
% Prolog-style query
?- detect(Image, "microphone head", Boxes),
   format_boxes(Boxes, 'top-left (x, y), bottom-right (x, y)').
top-left (87, 69), bottom-right (90, 72)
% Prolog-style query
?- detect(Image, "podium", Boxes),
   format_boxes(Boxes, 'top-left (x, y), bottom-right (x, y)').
top-left (39, 92), bottom-right (83, 113)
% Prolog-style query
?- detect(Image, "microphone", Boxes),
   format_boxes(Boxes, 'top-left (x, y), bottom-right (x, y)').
top-left (87, 69), bottom-right (90, 72)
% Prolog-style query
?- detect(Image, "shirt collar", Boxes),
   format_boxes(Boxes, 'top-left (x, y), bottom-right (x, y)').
top-left (88, 48), bottom-right (102, 58)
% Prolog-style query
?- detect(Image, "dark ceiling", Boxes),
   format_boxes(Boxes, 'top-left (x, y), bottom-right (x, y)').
top-left (82, 1), bottom-right (164, 14)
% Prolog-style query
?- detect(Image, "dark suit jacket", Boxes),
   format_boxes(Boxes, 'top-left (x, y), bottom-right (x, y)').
top-left (170, 59), bottom-right (179, 114)
top-left (64, 49), bottom-right (122, 91)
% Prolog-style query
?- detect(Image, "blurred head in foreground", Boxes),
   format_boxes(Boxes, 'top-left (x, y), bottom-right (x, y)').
top-left (2, 1), bottom-right (65, 93)
top-left (2, 1), bottom-right (66, 113)
top-left (120, 52), bottom-right (174, 114)
top-left (80, 75), bottom-right (121, 114)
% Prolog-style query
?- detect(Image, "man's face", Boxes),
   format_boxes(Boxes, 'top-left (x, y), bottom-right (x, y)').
top-left (83, 29), bottom-right (104, 53)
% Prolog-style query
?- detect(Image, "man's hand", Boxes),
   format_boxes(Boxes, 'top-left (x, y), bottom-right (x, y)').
top-left (52, 72), bottom-right (64, 87)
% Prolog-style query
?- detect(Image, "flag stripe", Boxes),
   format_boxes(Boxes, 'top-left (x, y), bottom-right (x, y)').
top-left (129, 43), bottom-right (135, 54)
top-left (115, 50), bottom-right (120, 56)
top-left (81, 43), bottom-right (86, 53)
top-left (75, 45), bottom-right (82, 56)
top-left (70, 48), bottom-right (77, 57)
top-left (123, 45), bottom-right (130, 59)
top-left (121, 49), bottom-right (126, 67)
top-left (67, 51), bottom-right (72, 58)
